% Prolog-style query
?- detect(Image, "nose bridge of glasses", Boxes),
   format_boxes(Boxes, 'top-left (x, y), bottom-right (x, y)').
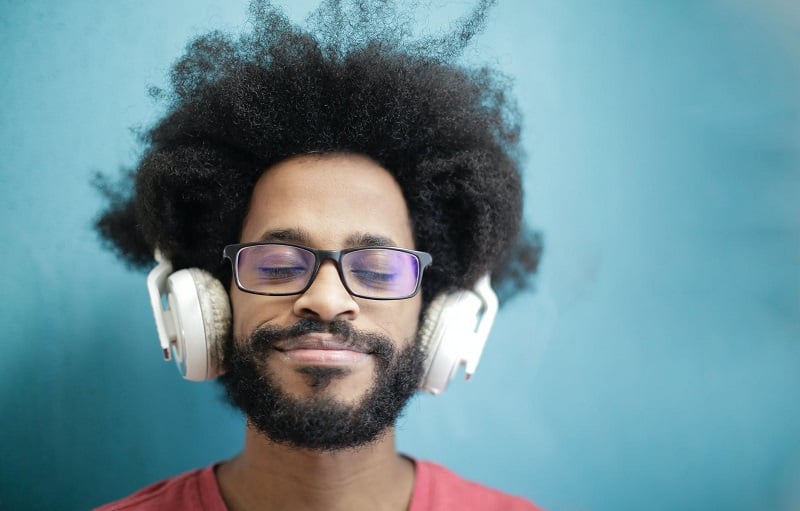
top-left (307, 253), bottom-right (352, 297)
top-left (314, 248), bottom-right (344, 265)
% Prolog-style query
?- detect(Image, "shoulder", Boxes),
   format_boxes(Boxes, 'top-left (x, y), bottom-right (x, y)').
top-left (92, 464), bottom-right (227, 511)
top-left (410, 459), bottom-right (545, 511)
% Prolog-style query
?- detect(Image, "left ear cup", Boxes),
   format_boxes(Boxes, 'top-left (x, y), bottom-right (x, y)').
top-left (147, 252), bottom-right (231, 381)
top-left (417, 275), bottom-right (498, 395)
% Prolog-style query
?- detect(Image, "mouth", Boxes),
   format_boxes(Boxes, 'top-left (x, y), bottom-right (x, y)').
top-left (272, 334), bottom-right (370, 365)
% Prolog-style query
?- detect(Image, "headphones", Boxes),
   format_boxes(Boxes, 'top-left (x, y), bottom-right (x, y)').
top-left (146, 251), bottom-right (230, 381)
top-left (146, 251), bottom-right (498, 394)
top-left (416, 274), bottom-right (497, 394)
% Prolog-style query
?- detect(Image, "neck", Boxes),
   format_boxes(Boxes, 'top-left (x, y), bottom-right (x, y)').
top-left (216, 425), bottom-right (415, 511)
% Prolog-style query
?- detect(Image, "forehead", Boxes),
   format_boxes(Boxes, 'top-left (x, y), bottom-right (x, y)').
top-left (239, 153), bottom-right (415, 249)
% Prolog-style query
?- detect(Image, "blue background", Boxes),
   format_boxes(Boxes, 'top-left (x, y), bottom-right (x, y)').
top-left (1, 1), bottom-right (798, 510)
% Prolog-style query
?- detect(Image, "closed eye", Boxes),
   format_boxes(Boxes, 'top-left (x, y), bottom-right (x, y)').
top-left (257, 266), bottom-right (308, 282)
top-left (349, 268), bottom-right (398, 286)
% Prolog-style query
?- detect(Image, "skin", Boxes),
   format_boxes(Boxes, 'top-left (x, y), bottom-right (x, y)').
top-left (217, 153), bottom-right (423, 511)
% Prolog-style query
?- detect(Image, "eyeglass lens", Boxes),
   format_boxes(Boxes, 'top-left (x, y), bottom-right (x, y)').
top-left (235, 244), bottom-right (422, 299)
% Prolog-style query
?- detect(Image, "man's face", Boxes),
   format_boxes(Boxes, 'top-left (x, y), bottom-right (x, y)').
top-left (220, 153), bottom-right (425, 450)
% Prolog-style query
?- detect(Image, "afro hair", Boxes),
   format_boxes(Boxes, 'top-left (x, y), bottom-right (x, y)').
top-left (95, 0), bottom-right (541, 305)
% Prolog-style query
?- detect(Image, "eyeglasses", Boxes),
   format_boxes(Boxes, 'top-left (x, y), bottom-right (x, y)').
top-left (223, 242), bottom-right (433, 300)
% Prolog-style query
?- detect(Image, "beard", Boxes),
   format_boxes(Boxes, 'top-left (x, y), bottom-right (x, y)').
top-left (218, 318), bottom-right (425, 451)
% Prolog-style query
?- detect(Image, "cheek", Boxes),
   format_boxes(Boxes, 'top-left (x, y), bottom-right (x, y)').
top-left (228, 287), bottom-right (251, 340)
top-left (228, 286), bottom-right (288, 340)
top-left (379, 296), bottom-right (423, 344)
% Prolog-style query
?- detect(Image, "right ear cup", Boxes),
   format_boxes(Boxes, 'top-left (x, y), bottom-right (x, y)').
top-left (417, 275), bottom-right (498, 395)
top-left (166, 268), bottom-right (230, 381)
top-left (147, 252), bottom-right (231, 381)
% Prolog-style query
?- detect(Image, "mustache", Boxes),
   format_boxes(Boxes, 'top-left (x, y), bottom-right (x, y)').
top-left (248, 319), bottom-right (394, 363)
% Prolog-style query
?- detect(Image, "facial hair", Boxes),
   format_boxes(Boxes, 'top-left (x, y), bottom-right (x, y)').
top-left (218, 318), bottom-right (425, 451)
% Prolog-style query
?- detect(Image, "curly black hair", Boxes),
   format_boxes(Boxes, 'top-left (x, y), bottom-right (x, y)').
top-left (95, 0), bottom-right (541, 305)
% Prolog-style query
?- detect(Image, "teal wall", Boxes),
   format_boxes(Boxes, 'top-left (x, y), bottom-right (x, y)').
top-left (1, 1), bottom-right (798, 510)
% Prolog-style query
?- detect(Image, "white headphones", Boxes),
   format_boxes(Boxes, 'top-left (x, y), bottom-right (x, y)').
top-left (146, 251), bottom-right (497, 393)
top-left (146, 251), bottom-right (230, 381)
top-left (416, 274), bottom-right (498, 394)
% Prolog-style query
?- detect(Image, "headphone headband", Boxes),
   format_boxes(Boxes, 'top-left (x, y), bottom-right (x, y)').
top-left (146, 250), bottom-right (176, 361)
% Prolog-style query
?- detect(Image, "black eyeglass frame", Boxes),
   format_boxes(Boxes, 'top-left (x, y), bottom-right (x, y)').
top-left (222, 242), bottom-right (433, 301)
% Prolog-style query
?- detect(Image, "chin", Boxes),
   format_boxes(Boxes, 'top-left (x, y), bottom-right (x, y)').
top-left (276, 362), bottom-right (378, 402)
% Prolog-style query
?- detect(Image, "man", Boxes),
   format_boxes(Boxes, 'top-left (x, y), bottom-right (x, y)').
top-left (94, 1), bottom-right (543, 509)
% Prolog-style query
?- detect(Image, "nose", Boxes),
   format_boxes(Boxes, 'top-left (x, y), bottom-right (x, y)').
top-left (292, 260), bottom-right (360, 322)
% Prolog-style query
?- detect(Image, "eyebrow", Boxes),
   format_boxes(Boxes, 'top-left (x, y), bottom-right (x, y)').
top-left (345, 232), bottom-right (397, 248)
top-left (257, 229), bottom-right (309, 244)
top-left (256, 229), bottom-right (398, 248)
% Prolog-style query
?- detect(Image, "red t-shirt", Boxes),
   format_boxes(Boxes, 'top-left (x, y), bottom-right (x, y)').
top-left (94, 459), bottom-right (543, 510)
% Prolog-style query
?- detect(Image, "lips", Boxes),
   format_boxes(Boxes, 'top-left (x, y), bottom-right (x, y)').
top-left (272, 334), bottom-right (371, 365)
top-left (273, 334), bottom-right (369, 353)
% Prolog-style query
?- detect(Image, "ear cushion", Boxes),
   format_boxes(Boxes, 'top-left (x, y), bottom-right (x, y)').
top-left (187, 268), bottom-right (231, 378)
top-left (418, 290), bottom-right (485, 395)
top-left (417, 292), bottom-right (448, 374)
top-left (167, 268), bottom-right (231, 381)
